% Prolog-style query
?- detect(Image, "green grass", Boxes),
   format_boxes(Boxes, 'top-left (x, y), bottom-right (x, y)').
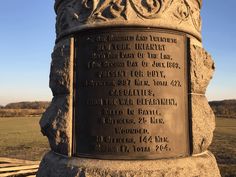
top-left (210, 117), bottom-right (236, 177)
top-left (0, 117), bottom-right (49, 161)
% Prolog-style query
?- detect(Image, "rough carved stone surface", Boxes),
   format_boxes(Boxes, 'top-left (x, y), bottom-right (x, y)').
top-left (40, 95), bottom-right (71, 155)
top-left (191, 95), bottom-right (215, 154)
top-left (49, 39), bottom-right (71, 96)
top-left (37, 151), bottom-right (220, 177)
top-left (54, 0), bottom-right (202, 40)
top-left (190, 45), bottom-right (215, 94)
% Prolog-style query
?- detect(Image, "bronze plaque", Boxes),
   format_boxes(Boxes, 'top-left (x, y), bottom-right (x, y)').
top-left (74, 28), bottom-right (189, 159)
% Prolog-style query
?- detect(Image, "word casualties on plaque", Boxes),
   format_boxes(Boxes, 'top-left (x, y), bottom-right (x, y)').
top-left (74, 28), bottom-right (189, 159)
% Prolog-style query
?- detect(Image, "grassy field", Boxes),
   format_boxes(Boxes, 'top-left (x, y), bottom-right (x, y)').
top-left (0, 117), bottom-right (49, 161)
top-left (0, 117), bottom-right (235, 176)
top-left (210, 117), bottom-right (236, 177)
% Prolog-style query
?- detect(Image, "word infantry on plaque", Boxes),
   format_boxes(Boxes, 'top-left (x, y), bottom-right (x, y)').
top-left (73, 28), bottom-right (189, 159)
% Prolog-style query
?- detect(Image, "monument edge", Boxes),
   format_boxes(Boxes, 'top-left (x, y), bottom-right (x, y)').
top-left (37, 150), bottom-right (221, 177)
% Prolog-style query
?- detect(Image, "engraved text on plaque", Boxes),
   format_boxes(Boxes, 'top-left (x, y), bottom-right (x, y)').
top-left (74, 28), bottom-right (189, 159)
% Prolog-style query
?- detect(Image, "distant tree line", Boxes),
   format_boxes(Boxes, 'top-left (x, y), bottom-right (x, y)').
top-left (0, 101), bottom-right (50, 117)
top-left (0, 109), bottom-right (45, 117)
top-left (209, 99), bottom-right (236, 118)
top-left (2, 101), bottom-right (50, 109)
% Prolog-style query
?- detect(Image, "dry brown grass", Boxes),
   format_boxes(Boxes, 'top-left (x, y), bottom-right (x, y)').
top-left (210, 117), bottom-right (236, 177)
top-left (0, 116), bottom-right (235, 176)
top-left (0, 117), bottom-right (49, 160)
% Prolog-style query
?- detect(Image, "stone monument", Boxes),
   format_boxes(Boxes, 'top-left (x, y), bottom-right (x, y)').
top-left (37, 0), bottom-right (221, 176)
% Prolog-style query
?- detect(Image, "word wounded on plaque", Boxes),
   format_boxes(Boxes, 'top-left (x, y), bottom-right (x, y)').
top-left (74, 28), bottom-right (189, 159)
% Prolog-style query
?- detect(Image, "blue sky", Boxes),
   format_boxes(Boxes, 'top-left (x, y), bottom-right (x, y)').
top-left (201, 0), bottom-right (236, 101)
top-left (0, 0), bottom-right (235, 105)
top-left (0, 0), bottom-right (55, 105)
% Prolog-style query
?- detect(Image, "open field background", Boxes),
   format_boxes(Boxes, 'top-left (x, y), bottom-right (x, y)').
top-left (0, 117), bottom-right (49, 161)
top-left (209, 118), bottom-right (236, 177)
top-left (0, 117), bottom-right (235, 176)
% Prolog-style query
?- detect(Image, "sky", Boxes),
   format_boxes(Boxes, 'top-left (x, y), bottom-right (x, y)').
top-left (0, 0), bottom-right (235, 106)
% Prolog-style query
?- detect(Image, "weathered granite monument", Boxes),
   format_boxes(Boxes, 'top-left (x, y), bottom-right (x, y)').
top-left (37, 0), bottom-right (221, 176)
